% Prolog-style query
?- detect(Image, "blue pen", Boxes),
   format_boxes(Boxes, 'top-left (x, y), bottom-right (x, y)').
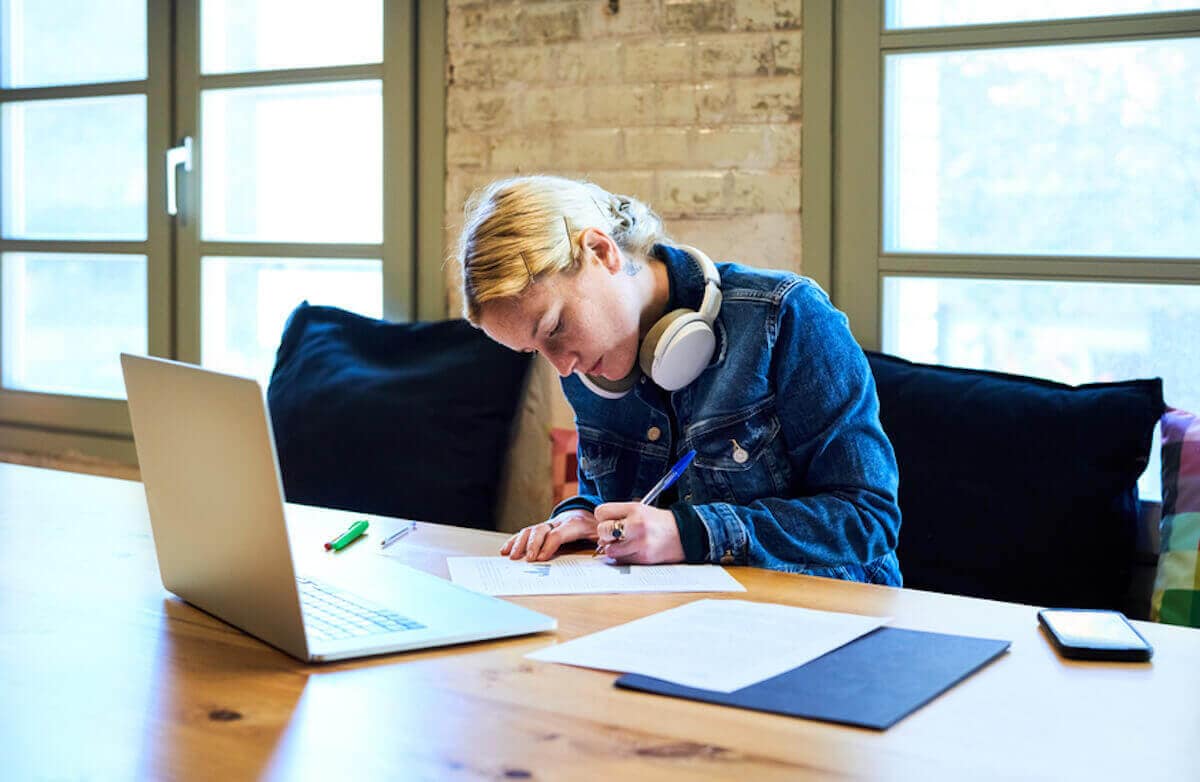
top-left (639, 449), bottom-right (697, 506)
top-left (594, 449), bottom-right (697, 557)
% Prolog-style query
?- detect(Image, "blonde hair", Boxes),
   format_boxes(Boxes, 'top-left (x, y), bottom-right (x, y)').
top-left (455, 175), bottom-right (669, 323)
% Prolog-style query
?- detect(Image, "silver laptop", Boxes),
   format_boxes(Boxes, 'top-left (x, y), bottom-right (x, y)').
top-left (120, 353), bottom-right (555, 662)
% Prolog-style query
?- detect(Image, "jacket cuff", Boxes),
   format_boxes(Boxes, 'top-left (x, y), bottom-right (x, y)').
top-left (550, 495), bottom-right (598, 519)
top-left (670, 502), bottom-right (711, 563)
top-left (689, 502), bottom-right (750, 564)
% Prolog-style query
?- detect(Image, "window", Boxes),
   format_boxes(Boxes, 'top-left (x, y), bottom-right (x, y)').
top-left (0, 1), bottom-right (443, 461)
top-left (832, 1), bottom-right (1200, 498)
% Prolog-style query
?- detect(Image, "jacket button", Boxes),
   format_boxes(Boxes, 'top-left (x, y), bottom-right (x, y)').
top-left (720, 550), bottom-right (735, 565)
top-left (646, 426), bottom-right (661, 442)
top-left (683, 493), bottom-right (693, 502)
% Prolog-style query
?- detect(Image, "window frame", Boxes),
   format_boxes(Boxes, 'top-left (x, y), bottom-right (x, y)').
top-left (0, 1), bottom-right (445, 463)
top-left (820, 0), bottom-right (1200, 349)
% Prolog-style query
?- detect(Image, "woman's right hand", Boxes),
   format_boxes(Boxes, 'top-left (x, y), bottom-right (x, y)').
top-left (500, 508), bottom-right (598, 561)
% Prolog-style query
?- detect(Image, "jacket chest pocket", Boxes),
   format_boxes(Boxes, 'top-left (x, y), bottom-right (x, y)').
top-left (577, 427), bottom-right (637, 503)
top-left (685, 407), bottom-right (789, 505)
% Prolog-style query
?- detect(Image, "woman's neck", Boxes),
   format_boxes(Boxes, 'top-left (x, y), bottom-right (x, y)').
top-left (638, 256), bottom-right (671, 339)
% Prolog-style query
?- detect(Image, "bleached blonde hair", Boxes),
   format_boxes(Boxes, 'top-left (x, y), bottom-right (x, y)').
top-left (455, 175), bottom-right (669, 323)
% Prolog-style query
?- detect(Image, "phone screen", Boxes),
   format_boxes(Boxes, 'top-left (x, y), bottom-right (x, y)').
top-left (1040, 610), bottom-right (1147, 649)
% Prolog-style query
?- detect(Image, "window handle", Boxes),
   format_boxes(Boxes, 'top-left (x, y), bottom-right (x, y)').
top-left (166, 136), bottom-right (193, 217)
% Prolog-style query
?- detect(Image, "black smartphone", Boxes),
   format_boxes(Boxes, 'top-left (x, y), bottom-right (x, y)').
top-left (1037, 608), bottom-right (1153, 662)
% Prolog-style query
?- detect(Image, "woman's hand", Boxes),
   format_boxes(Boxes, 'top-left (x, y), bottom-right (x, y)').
top-left (594, 503), bottom-right (684, 564)
top-left (500, 508), bottom-right (598, 561)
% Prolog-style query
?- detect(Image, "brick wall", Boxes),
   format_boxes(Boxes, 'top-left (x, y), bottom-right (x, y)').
top-left (443, 0), bottom-right (805, 531)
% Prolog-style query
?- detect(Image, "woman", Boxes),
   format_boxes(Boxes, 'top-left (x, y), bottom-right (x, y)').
top-left (455, 175), bottom-right (902, 585)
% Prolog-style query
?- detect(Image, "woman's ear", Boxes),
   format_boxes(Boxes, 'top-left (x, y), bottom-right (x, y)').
top-left (580, 227), bottom-right (622, 274)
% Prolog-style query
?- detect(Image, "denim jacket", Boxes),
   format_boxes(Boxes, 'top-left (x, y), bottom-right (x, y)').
top-left (552, 244), bottom-right (902, 586)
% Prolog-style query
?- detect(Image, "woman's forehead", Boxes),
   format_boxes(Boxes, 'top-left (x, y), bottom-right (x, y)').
top-left (479, 284), bottom-right (554, 346)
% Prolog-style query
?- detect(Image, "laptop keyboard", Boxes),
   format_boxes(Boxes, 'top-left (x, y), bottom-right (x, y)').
top-left (297, 577), bottom-right (425, 642)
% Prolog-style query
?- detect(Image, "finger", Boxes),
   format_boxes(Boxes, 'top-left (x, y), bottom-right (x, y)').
top-left (500, 532), bottom-right (519, 555)
top-left (508, 527), bottom-right (533, 560)
top-left (603, 540), bottom-right (640, 561)
top-left (594, 502), bottom-right (639, 522)
top-left (597, 518), bottom-right (641, 546)
top-left (525, 524), bottom-right (552, 561)
top-left (535, 531), bottom-right (564, 561)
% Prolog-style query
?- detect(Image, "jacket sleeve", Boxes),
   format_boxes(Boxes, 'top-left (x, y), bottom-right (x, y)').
top-left (686, 281), bottom-right (902, 572)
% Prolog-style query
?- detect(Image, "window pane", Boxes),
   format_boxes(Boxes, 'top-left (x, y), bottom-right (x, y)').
top-left (0, 0), bottom-right (146, 87)
top-left (882, 276), bottom-right (1200, 499)
top-left (201, 0), bottom-right (382, 74)
top-left (2, 253), bottom-right (146, 398)
top-left (887, 0), bottom-right (1200, 29)
top-left (201, 82), bottom-right (381, 243)
top-left (2, 96), bottom-right (147, 240)
top-left (884, 39), bottom-right (1200, 258)
top-left (201, 257), bottom-right (382, 386)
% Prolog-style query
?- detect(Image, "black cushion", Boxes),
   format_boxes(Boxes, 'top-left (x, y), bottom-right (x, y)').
top-left (267, 303), bottom-right (531, 530)
top-left (866, 351), bottom-right (1163, 609)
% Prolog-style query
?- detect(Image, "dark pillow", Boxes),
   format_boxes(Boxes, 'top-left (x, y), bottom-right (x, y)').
top-left (267, 303), bottom-right (531, 530)
top-left (866, 351), bottom-right (1163, 609)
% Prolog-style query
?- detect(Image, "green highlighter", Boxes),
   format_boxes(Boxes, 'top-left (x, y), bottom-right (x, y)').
top-left (325, 520), bottom-right (369, 551)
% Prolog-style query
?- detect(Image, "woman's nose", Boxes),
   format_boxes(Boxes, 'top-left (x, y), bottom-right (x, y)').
top-left (548, 350), bottom-right (577, 377)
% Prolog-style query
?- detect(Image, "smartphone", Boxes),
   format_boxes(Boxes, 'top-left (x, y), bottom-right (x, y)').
top-left (1037, 608), bottom-right (1153, 662)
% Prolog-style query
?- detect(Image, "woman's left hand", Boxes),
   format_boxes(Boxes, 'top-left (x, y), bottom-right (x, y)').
top-left (594, 503), bottom-right (685, 564)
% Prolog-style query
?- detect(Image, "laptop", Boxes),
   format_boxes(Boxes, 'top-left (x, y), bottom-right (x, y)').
top-left (120, 353), bottom-right (556, 662)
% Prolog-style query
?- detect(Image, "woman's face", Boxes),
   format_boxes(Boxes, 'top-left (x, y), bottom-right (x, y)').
top-left (477, 234), bottom-right (647, 381)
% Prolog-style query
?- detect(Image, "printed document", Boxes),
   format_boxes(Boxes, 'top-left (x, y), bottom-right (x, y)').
top-left (446, 555), bottom-right (745, 596)
top-left (527, 598), bottom-right (889, 692)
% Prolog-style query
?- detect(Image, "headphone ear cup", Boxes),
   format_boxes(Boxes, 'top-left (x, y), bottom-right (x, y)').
top-left (643, 313), bottom-right (716, 390)
top-left (639, 308), bottom-right (693, 378)
top-left (577, 369), bottom-right (640, 399)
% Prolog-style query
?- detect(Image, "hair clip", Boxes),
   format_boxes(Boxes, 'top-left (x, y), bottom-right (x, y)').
top-left (519, 250), bottom-right (536, 283)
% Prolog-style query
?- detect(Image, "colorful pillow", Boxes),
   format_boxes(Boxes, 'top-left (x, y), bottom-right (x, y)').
top-left (1152, 407), bottom-right (1200, 626)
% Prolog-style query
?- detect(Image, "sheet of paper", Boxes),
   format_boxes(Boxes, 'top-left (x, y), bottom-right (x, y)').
top-left (445, 554), bottom-right (746, 596)
top-left (527, 599), bottom-right (889, 692)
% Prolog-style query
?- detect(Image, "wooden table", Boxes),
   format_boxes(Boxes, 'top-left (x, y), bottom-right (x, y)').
top-left (1, 463), bottom-right (1197, 781)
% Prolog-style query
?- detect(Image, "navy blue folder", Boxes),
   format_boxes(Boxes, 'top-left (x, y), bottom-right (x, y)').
top-left (615, 626), bottom-right (1010, 730)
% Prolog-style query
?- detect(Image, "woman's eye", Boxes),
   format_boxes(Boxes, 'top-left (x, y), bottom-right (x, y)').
top-left (550, 318), bottom-right (563, 337)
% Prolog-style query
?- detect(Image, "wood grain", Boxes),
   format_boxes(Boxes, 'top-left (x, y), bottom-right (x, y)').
top-left (0, 463), bottom-right (1196, 781)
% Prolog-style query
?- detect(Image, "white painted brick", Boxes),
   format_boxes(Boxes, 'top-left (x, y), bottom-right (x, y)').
top-left (734, 0), bottom-right (802, 31)
top-left (670, 212), bottom-right (802, 271)
top-left (624, 128), bottom-right (691, 167)
top-left (772, 32), bottom-right (803, 76)
top-left (656, 84), bottom-right (698, 124)
top-left (589, 171), bottom-right (657, 205)
top-left (491, 46), bottom-right (552, 85)
top-left (658, 171), bottom-right (728, 217)
top-left (695, 34), bottom-right (772, 79)
top-left (730, 170), bottom-right (800, 212)
top-left (522, 2), bottom-right (584, 45)
top-left (521, 86), bottom-right (587, 126)
top-left (557, 41), bottom-right (623, 84)
top-left (446, 131), bottom-right (490, 168)
top-left (696, 81), bottom-right (735, 123)
top-left (448, 49), bottom-right (492, 88)
top-left (454, 3), bottom-right (521, 46)
top-left (556, 128), bottom-right (623, 170)
top-left (663, 0), bottom-right (735, 34)
top-left (581, 0), bottom-right (659, 38)
top-left (489, 132), bottom-right (557, 172)
top-left (733, 77), bottom-right (801, 122)
top-left (583, 84), bottom-right (655, 125)
top-left (622, 39), bottom-right (692, 83)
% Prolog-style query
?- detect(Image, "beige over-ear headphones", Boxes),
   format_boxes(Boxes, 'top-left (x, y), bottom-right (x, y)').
top-left (578, 245), bottom-right (722, 399)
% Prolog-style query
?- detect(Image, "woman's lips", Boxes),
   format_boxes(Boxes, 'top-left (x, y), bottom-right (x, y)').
top-left (588, 357), bottom-right (603, 375)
